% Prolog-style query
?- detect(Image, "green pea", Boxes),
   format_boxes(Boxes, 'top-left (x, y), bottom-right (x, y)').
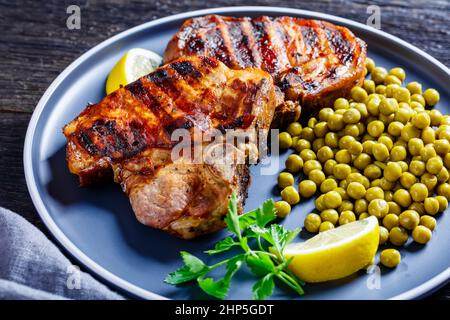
top-left (328, 113), bottom-right (345, 131)
top-left (281, 186), bottom-right (300, 205)
top-left (287, 122), bottom-right (302, 137)
top-left (334, 98), bottom-right (350, 110)
top-left (389, 67), bottom-right (406, 81)
top-left (350, 86), bottom-right (368, 102)
top-left (375, 85), bottom-right (387, 94)
top-left (412, 225), bottom-right (432, 244)
top-left (365, 58), bottom-right (376, 72)
top-left (304, 213), bottom-right (322, 233)
top-left (285, 154), bottom-right (304, 173)
top-left (423, 88), bottom-right (440, 106)
top-left (384, 75), bottom-right (402, 86)
top-left (371, 67), bottom-right (388, 84)
top-left (380, 249), bottom-right (401, 267)
top-left (406, 81), bottom-right (422, 95)
top-left (411, 94), bottom-right (426, 106)
top-left (275, 201), bottom-right (291, 218)
top-left (279, 132), bottom-right (293, 149)
top-left (363, 79), bottom-right (376, 94)
top-left (389, 227), bottom-right (409, 246)
top-left (393, 87), bottom-right (411, 103)
top-left (379, 98), bottom-right (399, 116)
top-left (411, 111), bottom-right (431, 129)
top-left (278, 172), bottom-right (294, 189)
top-left (386, 84), bottom-right (400, 98)
top-left (372, 143), bottom-right (390, 162)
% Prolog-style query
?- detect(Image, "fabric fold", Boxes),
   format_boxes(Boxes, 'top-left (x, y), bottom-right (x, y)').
top-left (0, 207), bottom-right (124, 300)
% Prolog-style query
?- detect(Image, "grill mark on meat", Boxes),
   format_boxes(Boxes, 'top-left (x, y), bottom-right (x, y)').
top-left (126, 80), bottom-right (162, 114)
top-left (205, 16), bottom-right (232, 67)
top-left (78, 131), bottom-right (99, 155)
top-left (146, 67), bottom-right (199, 114)
top-left (324, 26), bottom-right (354, 64)
top-left (128, 121), bottom-right (149, 152)
top-left (170, 60), bottom-right (202, 78)
top-left (188, 37), bottom-right (205, 53)
top-left (217, 114), bottom-right (256, 131)
top-left (77, 119), bottom-right (149, 160)
top-left (64, 55), bottom-right (279, 238)
top-left (126, 79), bottom-right (180, 147)
top-left (251, 18), bottom-right (279, 75)
top-left (301, 26), bottom-right (319, 53)
top-left (240, 18), bottom-right (262, 69)
top-left (225, 18), bottom-right (255, 67)
top-left (146, 68), bottom-right (180, 96)
top-left (213, 16), bottom-right (240, 68)
top-left (164, 117), bottom-right (194, 135)
top-left (126, 79), bottom-right (173, 124)
top-left (183, 19), bottom-right (206, 55)
top-left (113, 56), bottom-right (265, 153)
top-left (164, 15), bottom-right (367, 117)
top-left (126, 78), bottom-right (209, 147)
top-left (199, 55), bottom-right (219, 69)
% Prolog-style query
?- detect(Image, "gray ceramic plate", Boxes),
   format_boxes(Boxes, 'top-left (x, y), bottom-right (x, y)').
top-left (24, 6), bottom-right (450, 299)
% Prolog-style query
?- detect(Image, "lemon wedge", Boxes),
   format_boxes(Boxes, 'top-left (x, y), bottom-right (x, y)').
top-left (105, 48), bottom-right (162, 95)
top-left (284, 216), bottom-right (379, 283)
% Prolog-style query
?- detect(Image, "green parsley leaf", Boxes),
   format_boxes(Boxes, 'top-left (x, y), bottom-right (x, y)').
top-left (247, 225), bottom-right (272, 244)
top-left (223, 255), bottom-right (245, 283)
top-left (205, 237), bottom-right (238, 255)
top-left (181, 251), bottom-right (207, 272)
top-left (224, 192), bottom-right (241, 237)
top-left (252, 273), bottom-right (275, 300)
top-left (269, 224), bottom-right (301, 256)
top-left (198, 255), bottom-right (244, 299)
top-left (285, 228), bottom-right (301, 246)
top-left (197, 278), bottom-right (226, 299)
top-left (237, 209), bottom-right (258, 230)
top-left (238, 198), bottom-right (277, 230)
top-left (165, 193), bottom-right (304, 300)
top-left (246, 252), bottom-right (275, 277)
top-left (257, 199), bottom-right (277, 227)
top-left (164, 251), bottom-right (209, 285)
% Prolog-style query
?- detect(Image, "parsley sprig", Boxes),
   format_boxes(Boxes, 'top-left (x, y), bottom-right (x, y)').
top-left (164, 192), bottom-right (304, 300)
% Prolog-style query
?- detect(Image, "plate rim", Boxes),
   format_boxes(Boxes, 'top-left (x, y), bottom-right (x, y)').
top-left (23, 5), bottom-right (450, 300)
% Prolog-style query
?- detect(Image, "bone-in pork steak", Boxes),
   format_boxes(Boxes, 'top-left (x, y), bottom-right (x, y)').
top-left (63, 56), bottom-right (277, 239)
top-left (164, 15), bottom-right (367, 120)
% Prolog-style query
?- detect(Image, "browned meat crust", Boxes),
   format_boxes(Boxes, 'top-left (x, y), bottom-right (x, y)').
top-left (165, 15), bottom-right (367, 118)
top-left (63, 55), bottom-right (277, 239)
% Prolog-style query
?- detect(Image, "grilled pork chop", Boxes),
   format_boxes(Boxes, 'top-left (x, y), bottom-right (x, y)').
top-left (165, 15), bottom-right (367, 119)
top-left (63, 56), bottom-right (277, 239)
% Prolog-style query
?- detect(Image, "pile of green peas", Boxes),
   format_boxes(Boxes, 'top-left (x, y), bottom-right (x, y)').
top-left (274, 57), bottom-right (445, 267)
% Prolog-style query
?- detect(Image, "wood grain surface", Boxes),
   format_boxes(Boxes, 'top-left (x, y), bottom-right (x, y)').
top-left (0, 0), bottom-right (448, 299)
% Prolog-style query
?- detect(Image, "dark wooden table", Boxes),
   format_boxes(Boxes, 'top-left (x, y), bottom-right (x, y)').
top-left (1, 0), bottom-right (448, 299)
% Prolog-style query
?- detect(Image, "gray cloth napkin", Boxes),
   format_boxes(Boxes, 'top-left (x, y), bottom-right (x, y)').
top-left (0, 207), bottom-right (124, 300)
